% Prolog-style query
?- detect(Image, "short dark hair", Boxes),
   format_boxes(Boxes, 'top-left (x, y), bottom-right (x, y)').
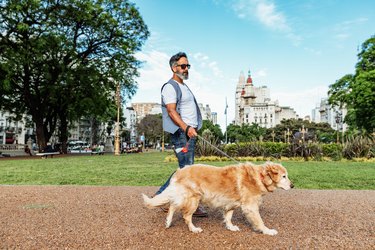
top-left (169, 52), bottom-right (187, 68)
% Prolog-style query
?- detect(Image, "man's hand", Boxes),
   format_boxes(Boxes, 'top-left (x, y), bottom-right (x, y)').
top-left (186, 126), bottom-right (197, 138)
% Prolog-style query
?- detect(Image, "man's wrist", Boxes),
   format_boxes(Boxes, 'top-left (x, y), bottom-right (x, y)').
top-left (185, 125), bottom-right (191, 138)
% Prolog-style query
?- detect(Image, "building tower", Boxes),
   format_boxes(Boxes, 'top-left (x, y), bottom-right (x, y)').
top-left (235, 71), bottom-right (246, 125)
top-left (236, 70), bottom-right (256, 124)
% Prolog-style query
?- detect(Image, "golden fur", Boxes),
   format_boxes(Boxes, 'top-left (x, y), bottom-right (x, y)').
top-left (142, 161), bottom-right (293, 234)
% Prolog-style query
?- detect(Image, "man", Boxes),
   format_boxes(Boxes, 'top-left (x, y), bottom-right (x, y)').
top-left (155, 52), bottom-right (207, 217)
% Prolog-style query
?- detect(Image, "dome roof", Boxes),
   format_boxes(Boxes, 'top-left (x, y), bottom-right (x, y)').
top-left (246, 70), bottom-right (253, 85)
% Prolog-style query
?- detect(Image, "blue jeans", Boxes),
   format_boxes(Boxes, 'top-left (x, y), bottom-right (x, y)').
top-left (155, 128), bottom-right (196, 195)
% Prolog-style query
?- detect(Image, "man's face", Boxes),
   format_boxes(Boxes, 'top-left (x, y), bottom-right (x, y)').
top-left (173, 57), bottom-right (189, 80)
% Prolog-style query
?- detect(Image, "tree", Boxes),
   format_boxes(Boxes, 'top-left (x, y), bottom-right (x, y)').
top-left (137, 114), bottom-right (163, 147)
top-left (226, 123), bottom-right (267, 142)
top-left (199, 120), bottom-right (224, 142)
top-left (265, 119), bottom-right (335, 143)
top-left (0, 0), bottom-right (149, 151)
top-left (328, 35), bottom-right (375, 132)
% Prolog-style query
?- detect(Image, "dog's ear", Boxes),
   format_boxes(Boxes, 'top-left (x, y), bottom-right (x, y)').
top-left (266, 164), bottom-right (280, 181)
top-left (262, 174), bottom-right (273, 186)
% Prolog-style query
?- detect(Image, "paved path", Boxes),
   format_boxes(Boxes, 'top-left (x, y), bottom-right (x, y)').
top-left (1, 186), bottom-right (374, 249)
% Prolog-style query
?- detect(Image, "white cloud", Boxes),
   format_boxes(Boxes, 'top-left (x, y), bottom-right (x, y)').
top-left (193, 52), bottom-right (224, 78)
top-left (271, 85), bottom-right (328, 117)
top-left (255, 1), bottom-right (290, 32)
top-left (254, 68), bottom-right (267, 78)
top-left (231, 0), bottom-right (289, 31)
top-left (230, 0), bottom-right (301, 45)
top-left (333, 17), bottom-right (368, 41)
top-left (303, 47), bottom-right (322, 56)
top-left (135, 50), bottom-right (170, 91)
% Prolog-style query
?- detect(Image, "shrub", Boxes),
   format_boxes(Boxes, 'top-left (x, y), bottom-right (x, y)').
top-left (261, 142), bottom-right (289, 158)
top-left (343, 134), bottom-right (375, 159)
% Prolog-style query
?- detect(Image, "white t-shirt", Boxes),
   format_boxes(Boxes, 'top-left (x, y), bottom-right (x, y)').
top-left (162, 81), bottom-right (198, 128)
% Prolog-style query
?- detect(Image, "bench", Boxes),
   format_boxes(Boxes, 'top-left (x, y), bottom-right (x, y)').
top-left (35, 152), bottom-right (60, 158)
top-left (91, 151), bottom-right (104, 155)
top-left (0, 152), bottom-right (11, 157)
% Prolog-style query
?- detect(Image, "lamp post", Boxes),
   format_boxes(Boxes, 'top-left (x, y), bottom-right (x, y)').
top-left (114, 83), bottom-right (121, 156)
top-left (286, 128), bottom-right (291, 144)
top-left (271, 130), bottom-right (275, 142)
top-left (335, 110), bottom-right (342, 144)
top-left (300, 125), bottom-right (306, 143)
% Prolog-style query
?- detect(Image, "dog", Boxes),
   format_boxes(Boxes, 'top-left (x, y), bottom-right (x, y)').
top-left (142, 162), bottom-right (293, 234)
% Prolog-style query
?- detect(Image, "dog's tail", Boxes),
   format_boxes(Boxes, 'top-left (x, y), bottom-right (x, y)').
top-left (142, 192), bottom-right (170, 209)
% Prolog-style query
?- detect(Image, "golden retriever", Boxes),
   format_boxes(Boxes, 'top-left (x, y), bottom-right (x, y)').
top-left (142, 162), bottom-right (293, 234)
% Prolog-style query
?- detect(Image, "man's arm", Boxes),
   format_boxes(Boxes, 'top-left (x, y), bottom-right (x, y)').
top-left (166, 103), bottom-right (197, 138)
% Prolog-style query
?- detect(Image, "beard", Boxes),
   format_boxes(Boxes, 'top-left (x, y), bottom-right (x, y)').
top-left (176, 71), bottom-right (189, 80)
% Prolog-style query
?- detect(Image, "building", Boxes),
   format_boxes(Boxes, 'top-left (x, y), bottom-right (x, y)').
top-left (198, 103), bottom-right (212, 121)
top-left (312, 98), bottom-right (347, 131)
top-left (211, 112), bottom-right (218, 125)
top-left (0, 111), bottom-right (31, 144)
top-left (131, 102), bottom-right (160, 121)
top-left (123, 107), bottom-right (137, 142)
top-left (235, 70), bottom-right (297, 128)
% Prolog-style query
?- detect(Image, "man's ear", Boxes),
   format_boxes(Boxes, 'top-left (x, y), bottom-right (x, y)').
top-left (171, 65), bottom-right (176, 73)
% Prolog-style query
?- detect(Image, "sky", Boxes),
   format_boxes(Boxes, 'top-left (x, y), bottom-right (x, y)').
top-left (130, 0), bottom-right (375, 131)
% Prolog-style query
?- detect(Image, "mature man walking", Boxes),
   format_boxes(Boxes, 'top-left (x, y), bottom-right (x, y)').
top-left (155, 52), bottom-right (207, 217)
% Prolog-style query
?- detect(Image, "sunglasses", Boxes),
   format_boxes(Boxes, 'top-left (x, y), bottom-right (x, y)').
top-left (176, 64), bottom-right (191, 70)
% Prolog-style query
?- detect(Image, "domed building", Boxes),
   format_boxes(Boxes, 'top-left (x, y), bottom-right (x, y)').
top-left (235, 70), bottom-right (297, 128)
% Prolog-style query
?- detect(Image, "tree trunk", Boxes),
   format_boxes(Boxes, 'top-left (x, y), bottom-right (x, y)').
top-left (59, 117), bottom-right (69, 154)
top-left (90, 117), bottom-right (100, 145)
top-left (35, 119), bottom-right (47, 152)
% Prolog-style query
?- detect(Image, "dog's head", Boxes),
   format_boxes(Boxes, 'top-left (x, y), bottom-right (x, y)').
top-left (261, 162), bottom-right (294, 192)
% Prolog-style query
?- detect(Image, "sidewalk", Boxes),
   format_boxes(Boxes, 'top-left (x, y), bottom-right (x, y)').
top-left (1, 186), bottom-right (374, 249)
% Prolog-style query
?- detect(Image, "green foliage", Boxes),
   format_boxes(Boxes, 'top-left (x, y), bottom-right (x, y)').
top-left (137, 114), bottom-right (164, 146)
top-left (226, 123), bottom-right (266, 142)
top-left (0, 0), bottom-right (149, 150)
top-left (226, 119), bottom-right (336, 144)
top-left (262, 142), bottom-right (290, 158)
top-left (220, 140), bottom-right (373, 160)
top-left (265, 119), bottom-right (336, 143)
top-left (322, 144), bottom-right (343, 160)
top-left (343, 133), bottom-right (375, 159)
top-left (328, 35), bottom-right (375, 132)
top-left (195, 129), bottom-right (222, 156)
top-left (199, 120), bottom-right (223, 141)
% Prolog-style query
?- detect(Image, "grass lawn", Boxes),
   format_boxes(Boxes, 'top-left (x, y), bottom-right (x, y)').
top-left (0, 151), bottom-right (374, 190)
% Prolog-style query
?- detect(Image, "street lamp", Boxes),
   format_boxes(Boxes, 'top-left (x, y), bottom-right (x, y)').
top-left (286, 128), bottom-right (291, 143)
top-left (271, 130), bottom-right (275, 142)
top-left (114, 83), bottom-right (121, 156)
top-left (335, 111), bottom-right (342, 144)
top-left (300, 125), bottom-right (307, 143)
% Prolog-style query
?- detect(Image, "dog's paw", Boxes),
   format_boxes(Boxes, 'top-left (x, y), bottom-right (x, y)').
top-left (165, 220), bottom-right (171, 228)
top-left (263, 228), bottom-right (278, 236)
top-left (226, 225), bottom-right (240, 232)
top-left (190, 227), bottom-right (203, 233)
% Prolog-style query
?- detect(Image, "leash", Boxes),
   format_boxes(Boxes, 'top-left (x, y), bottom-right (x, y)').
top-left (196, 134), bottom-right (240, 164)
